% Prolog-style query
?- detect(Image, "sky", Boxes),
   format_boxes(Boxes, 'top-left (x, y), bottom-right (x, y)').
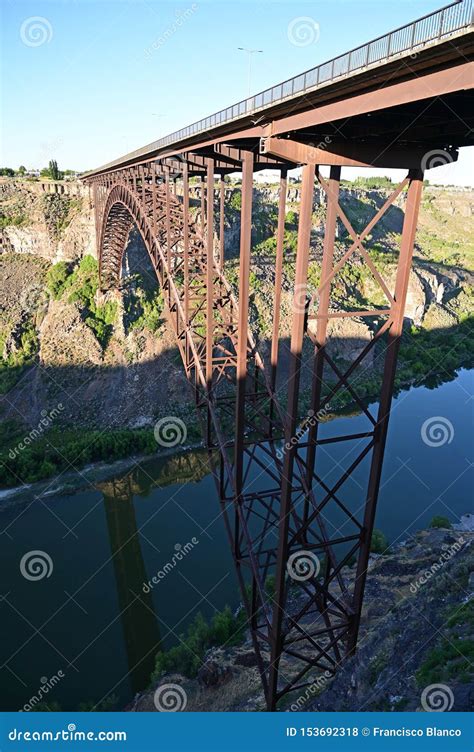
top-left (1, 0), bottom-right (473, 185)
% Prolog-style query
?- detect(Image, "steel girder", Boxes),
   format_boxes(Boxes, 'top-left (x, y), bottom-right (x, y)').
top-left (85, 151), bottom-right (423, 711)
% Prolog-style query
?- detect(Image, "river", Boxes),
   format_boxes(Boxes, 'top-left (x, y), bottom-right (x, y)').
top-left (0, 369), bottom-right (472, 711)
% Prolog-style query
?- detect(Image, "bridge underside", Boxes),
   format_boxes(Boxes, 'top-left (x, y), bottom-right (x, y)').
top-left (84, 47), bottom-right (474, 710)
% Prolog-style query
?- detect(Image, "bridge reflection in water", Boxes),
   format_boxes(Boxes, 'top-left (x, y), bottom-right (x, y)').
top-left (100, 477), bottom-right (161, 697)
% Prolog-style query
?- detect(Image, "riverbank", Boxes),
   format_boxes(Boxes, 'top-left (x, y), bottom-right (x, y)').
top-left (133, 521), bottom-right (474, 712)
top-left (1, 359), bottom-right (471, 493)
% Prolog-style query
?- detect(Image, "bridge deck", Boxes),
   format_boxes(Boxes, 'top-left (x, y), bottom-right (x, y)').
top-left (84, 0), bottom-right (474, 177)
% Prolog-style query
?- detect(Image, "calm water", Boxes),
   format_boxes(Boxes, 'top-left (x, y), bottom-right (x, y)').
top-left (1, 369), bottom-right (472, 711)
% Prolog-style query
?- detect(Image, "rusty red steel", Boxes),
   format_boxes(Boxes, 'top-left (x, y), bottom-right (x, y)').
top-left (82, 6), bottom-right (473, 709)
top-left (85, 154), bottom-right (425, 710)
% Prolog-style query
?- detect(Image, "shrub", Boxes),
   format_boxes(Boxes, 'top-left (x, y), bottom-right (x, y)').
top-left (152, 606), bottom-right (246, 681)
top-left (429, 515), bottom-right (452, 529)
top-left (370, 528), bottom-right (389, 554)
top-left (46, 261), bottom-right (70, 299)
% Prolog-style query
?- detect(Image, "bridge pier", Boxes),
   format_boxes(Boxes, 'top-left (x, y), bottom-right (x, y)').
top-left (85, 150), bottom-right (427, 710)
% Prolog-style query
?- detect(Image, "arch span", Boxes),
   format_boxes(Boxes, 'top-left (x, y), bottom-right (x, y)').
top-left (98, 183), bottom-right (161, 291)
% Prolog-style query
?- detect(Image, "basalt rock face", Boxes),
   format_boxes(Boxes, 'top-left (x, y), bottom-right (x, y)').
top-left (0, 180), bottom-right (473, 436)
top-left (0, 180), bottom-right (95, 263)
top-left (132, 527), bottom-right (473, 713)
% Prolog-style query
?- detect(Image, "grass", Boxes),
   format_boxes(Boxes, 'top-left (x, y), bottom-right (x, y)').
top-left (416, 600), bottom-right (474, 686)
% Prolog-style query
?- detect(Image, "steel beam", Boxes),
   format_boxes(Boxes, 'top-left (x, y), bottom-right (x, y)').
top-left (268, 162), bottom-right (316, 710)
top-left (261, 136), bottom-right (449, 169)
top-left (270, 168), bottom-right (287, 405)
top-left (219, 175), bottom-right (225, 271)
top-left (234, 151), bottom-right (254, 500)
top-left (304, 166), bottom-right (340, 516)
top-left (347, 169), bottom-right (424, 653)
top-left (206, 158), bottom-right (215, 445)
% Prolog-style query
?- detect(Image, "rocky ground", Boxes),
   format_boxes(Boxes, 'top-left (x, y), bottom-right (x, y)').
top-left (133, 520), bottom-right (474, 713)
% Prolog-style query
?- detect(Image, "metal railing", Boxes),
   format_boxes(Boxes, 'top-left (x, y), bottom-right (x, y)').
top-left (88, 0), bottom-right (473, 174)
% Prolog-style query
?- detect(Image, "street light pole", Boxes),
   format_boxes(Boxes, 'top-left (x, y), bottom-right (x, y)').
top-left (238, 47), bottom-right (263, 97)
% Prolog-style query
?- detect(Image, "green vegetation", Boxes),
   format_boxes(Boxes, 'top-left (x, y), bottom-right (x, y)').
top-left (229, 190), bottom-right (241, 211)
top-left (346, 176), bottom-right (394, 190)
top-left (41, 194), bottom-right (82, 238)
top-left (46, 260), bottom-right (71, 298)
top-left (429, 515), bottom-right (452, 529)
top-left (151, 606), bottom-right (246, 680)
top-left (46, 255), bottom-right (117, 346)
top-left (41, 159), bottom-right (63, 180)
top-left (0, 426), bottom-right (158, 487)
top-left (0, 211), bottom-right (27, 229)
top-left (125, 283), bottom-right (164, 333)
top-left (416, 600), bottom-right (474, 686)
top-left (370, 529), bottom-right (389, 554)
top-left (0, 323), bottom-right (39, 394)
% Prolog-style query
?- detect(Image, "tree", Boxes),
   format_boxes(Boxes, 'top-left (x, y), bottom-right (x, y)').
top-left (370, 528), bottom-right (389, 554)
top-left (49, 159), bottom-right (61, 180)
top-left (0, 167), bottom-right (15, 177)
top-left (17, 165), bottom-right (26, 176)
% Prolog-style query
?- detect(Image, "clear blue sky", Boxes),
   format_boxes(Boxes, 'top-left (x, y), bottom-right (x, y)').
top-left (1, 0), bottom-right (472, 184)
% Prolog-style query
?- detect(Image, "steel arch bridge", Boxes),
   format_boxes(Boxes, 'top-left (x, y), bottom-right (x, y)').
top-left (83, 0), bottom-right (474, 710)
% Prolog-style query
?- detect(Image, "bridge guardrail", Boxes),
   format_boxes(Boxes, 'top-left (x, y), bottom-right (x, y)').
top-left (91, 0), bottom-right (473, 172)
